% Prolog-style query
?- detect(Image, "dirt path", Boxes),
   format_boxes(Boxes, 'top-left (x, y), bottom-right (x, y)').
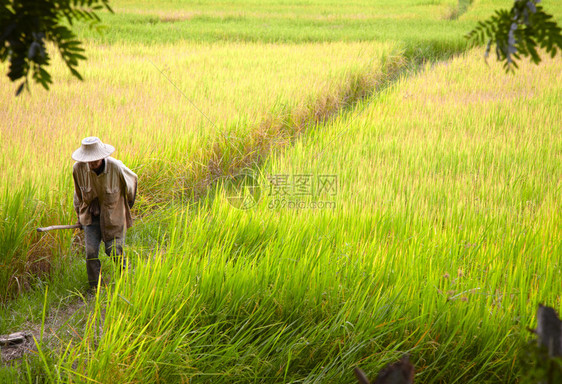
top-left (1, 291), bottom-right (103, 364)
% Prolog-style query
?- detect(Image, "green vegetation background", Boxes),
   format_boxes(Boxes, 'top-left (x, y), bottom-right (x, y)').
top-left (1, 0), bottom-right (561, 383)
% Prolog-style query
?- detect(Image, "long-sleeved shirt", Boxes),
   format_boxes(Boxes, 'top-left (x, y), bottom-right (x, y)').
top-left (73, 157), bottom-right (138, 241)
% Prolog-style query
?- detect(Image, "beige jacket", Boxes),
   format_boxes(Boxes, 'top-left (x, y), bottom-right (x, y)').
top-left (73, 157), bottom-right (138, 241)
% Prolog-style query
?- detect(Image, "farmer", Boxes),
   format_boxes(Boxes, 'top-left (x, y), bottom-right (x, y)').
top-left (72, 137), bottom-right (137, 288)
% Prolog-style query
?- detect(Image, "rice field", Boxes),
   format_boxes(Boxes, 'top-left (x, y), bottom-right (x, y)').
top-left (1, 0), bottom-right (561, 382)
top-left (1, 41), bottom-right (396, 192)
top-left (0, 39), bottom-right (399, 300)
top-left (1, 0), bottom-right (473, 300)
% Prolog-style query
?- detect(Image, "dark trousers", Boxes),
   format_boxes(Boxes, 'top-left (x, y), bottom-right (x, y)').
top-left (85, 216), bottom-right (126, 287)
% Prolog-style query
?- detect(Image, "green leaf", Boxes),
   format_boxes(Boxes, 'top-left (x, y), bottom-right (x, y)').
top-left (69, 66), bottom-right (83, 81)
top-left (15, 81), bottom-right (25, 96)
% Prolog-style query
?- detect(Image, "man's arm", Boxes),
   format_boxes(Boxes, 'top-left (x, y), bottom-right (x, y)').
top-left (72, 166), bottom-right (83, 228)
top-left (120, 164), bottom-right (138, 209)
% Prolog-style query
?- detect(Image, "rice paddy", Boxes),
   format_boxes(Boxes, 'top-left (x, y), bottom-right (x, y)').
top-left (0, 0), bottom-right (561, 382)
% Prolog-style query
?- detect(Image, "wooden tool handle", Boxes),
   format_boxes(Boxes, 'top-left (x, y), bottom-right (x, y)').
top-left (37, 224), bottom-right (81, 233)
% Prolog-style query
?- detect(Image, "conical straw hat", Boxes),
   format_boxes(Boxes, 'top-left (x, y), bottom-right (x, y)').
top-left (72, 137), bottom-right (115, 162)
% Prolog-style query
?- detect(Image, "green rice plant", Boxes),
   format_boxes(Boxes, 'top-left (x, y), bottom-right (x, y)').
top-left (0, 179), bottom-right (82, 301)
top-left (1, 1), bottom-right (561, 382)
top-left (45, 49), bottom-right (560, 383)
top-left (2, 0), bottom-right (532, 302)
top-left (0, 40), bottom-right (395, 300)
top-left (0, 186), bottom-right (36, 300)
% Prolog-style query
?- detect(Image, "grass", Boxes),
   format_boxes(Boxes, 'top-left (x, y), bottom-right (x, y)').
top-left (1, 0), bottom-right (561, 382)
top-left (5, 49), bottom-right (559, 383)
top-left (0, 40), bottom-right (397, 299)
top-left (76, 0), bottom-right (465, 46)
top-left (0, 0), bottom-right (483, 299)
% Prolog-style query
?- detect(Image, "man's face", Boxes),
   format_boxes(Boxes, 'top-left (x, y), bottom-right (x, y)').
top-left (88, 159), bottom-right (103, 170)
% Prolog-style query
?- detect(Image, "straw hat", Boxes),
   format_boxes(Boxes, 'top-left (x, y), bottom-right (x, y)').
top-left (72, 137), bottom-right (115, 162)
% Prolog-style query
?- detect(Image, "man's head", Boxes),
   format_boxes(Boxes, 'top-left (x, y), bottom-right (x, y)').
top-left (88, 159), bottom-right (104, 171)
top-left (72, 137), bottom-right (115, 164)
